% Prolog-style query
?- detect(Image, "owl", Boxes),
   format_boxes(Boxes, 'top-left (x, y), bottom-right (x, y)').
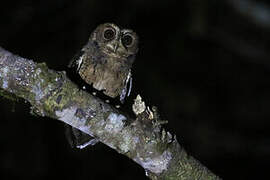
top-left (66, 23), bottom-right (139, 148)
top-left (69, 23), bottom-right (139, 103)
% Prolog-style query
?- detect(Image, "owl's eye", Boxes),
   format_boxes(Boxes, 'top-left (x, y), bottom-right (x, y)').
top-left (122, 34), bottom-right (133, 47)
top-left (103, 28), bottom-right (116, 40)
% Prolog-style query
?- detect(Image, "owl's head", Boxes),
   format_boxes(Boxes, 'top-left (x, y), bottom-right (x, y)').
top-left (90, 23), bottom-right (139, 60)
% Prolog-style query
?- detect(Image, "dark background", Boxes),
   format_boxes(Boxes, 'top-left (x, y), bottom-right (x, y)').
top-left (1, 0), bottom-right (270, 179)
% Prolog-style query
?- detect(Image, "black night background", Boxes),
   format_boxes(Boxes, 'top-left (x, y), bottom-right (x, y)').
top-left (1, 0), bottom-right (270, 179)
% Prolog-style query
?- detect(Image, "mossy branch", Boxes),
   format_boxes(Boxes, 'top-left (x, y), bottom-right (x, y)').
top-left (0, 47), bottom-right (221, 180)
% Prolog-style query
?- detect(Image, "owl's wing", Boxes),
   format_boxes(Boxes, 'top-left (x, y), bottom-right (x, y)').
top-left (65, 124), bottom-right (99, 149)
top-left (68, 50), bottom-right (85, 71)
top-left (120, 70), bottom-right (132, 103)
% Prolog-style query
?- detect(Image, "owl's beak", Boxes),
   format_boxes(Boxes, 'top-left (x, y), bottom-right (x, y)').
top-left (107, 42), bottom-right (119, 53)
top-left (112, 42), bottom-right (119, 53)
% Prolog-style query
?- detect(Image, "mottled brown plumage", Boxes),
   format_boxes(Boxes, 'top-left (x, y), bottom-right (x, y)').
top-left (69, 23), bottom-right (138, 102)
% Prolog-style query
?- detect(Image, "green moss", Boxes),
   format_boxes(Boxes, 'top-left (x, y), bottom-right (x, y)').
top-left (44, 80), bottom-right (77, 117)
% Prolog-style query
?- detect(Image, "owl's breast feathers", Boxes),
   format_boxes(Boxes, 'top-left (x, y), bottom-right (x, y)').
top-left (78, 42), bottom-right (131, 98)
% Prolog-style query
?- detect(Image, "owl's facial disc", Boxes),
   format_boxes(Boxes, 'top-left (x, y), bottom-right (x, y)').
top-left (105, 30), bottom-right (138, 58)
top-left (119, 29), bottom-right (139, 57)
top-left (91, 23), bottom-right (138, 58)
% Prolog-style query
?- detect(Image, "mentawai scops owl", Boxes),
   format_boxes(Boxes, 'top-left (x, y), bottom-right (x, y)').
top-left (69, 23), bottom-right (138, 102)
top-left (66, 23), bottom-right (139, 148)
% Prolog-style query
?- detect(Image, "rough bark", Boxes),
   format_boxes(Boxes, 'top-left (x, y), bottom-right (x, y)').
top-left (0, 47), bottom-right (221, 179)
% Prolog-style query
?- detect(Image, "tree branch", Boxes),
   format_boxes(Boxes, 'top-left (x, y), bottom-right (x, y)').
top-left (0, 47), bottom-right (220, 179)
